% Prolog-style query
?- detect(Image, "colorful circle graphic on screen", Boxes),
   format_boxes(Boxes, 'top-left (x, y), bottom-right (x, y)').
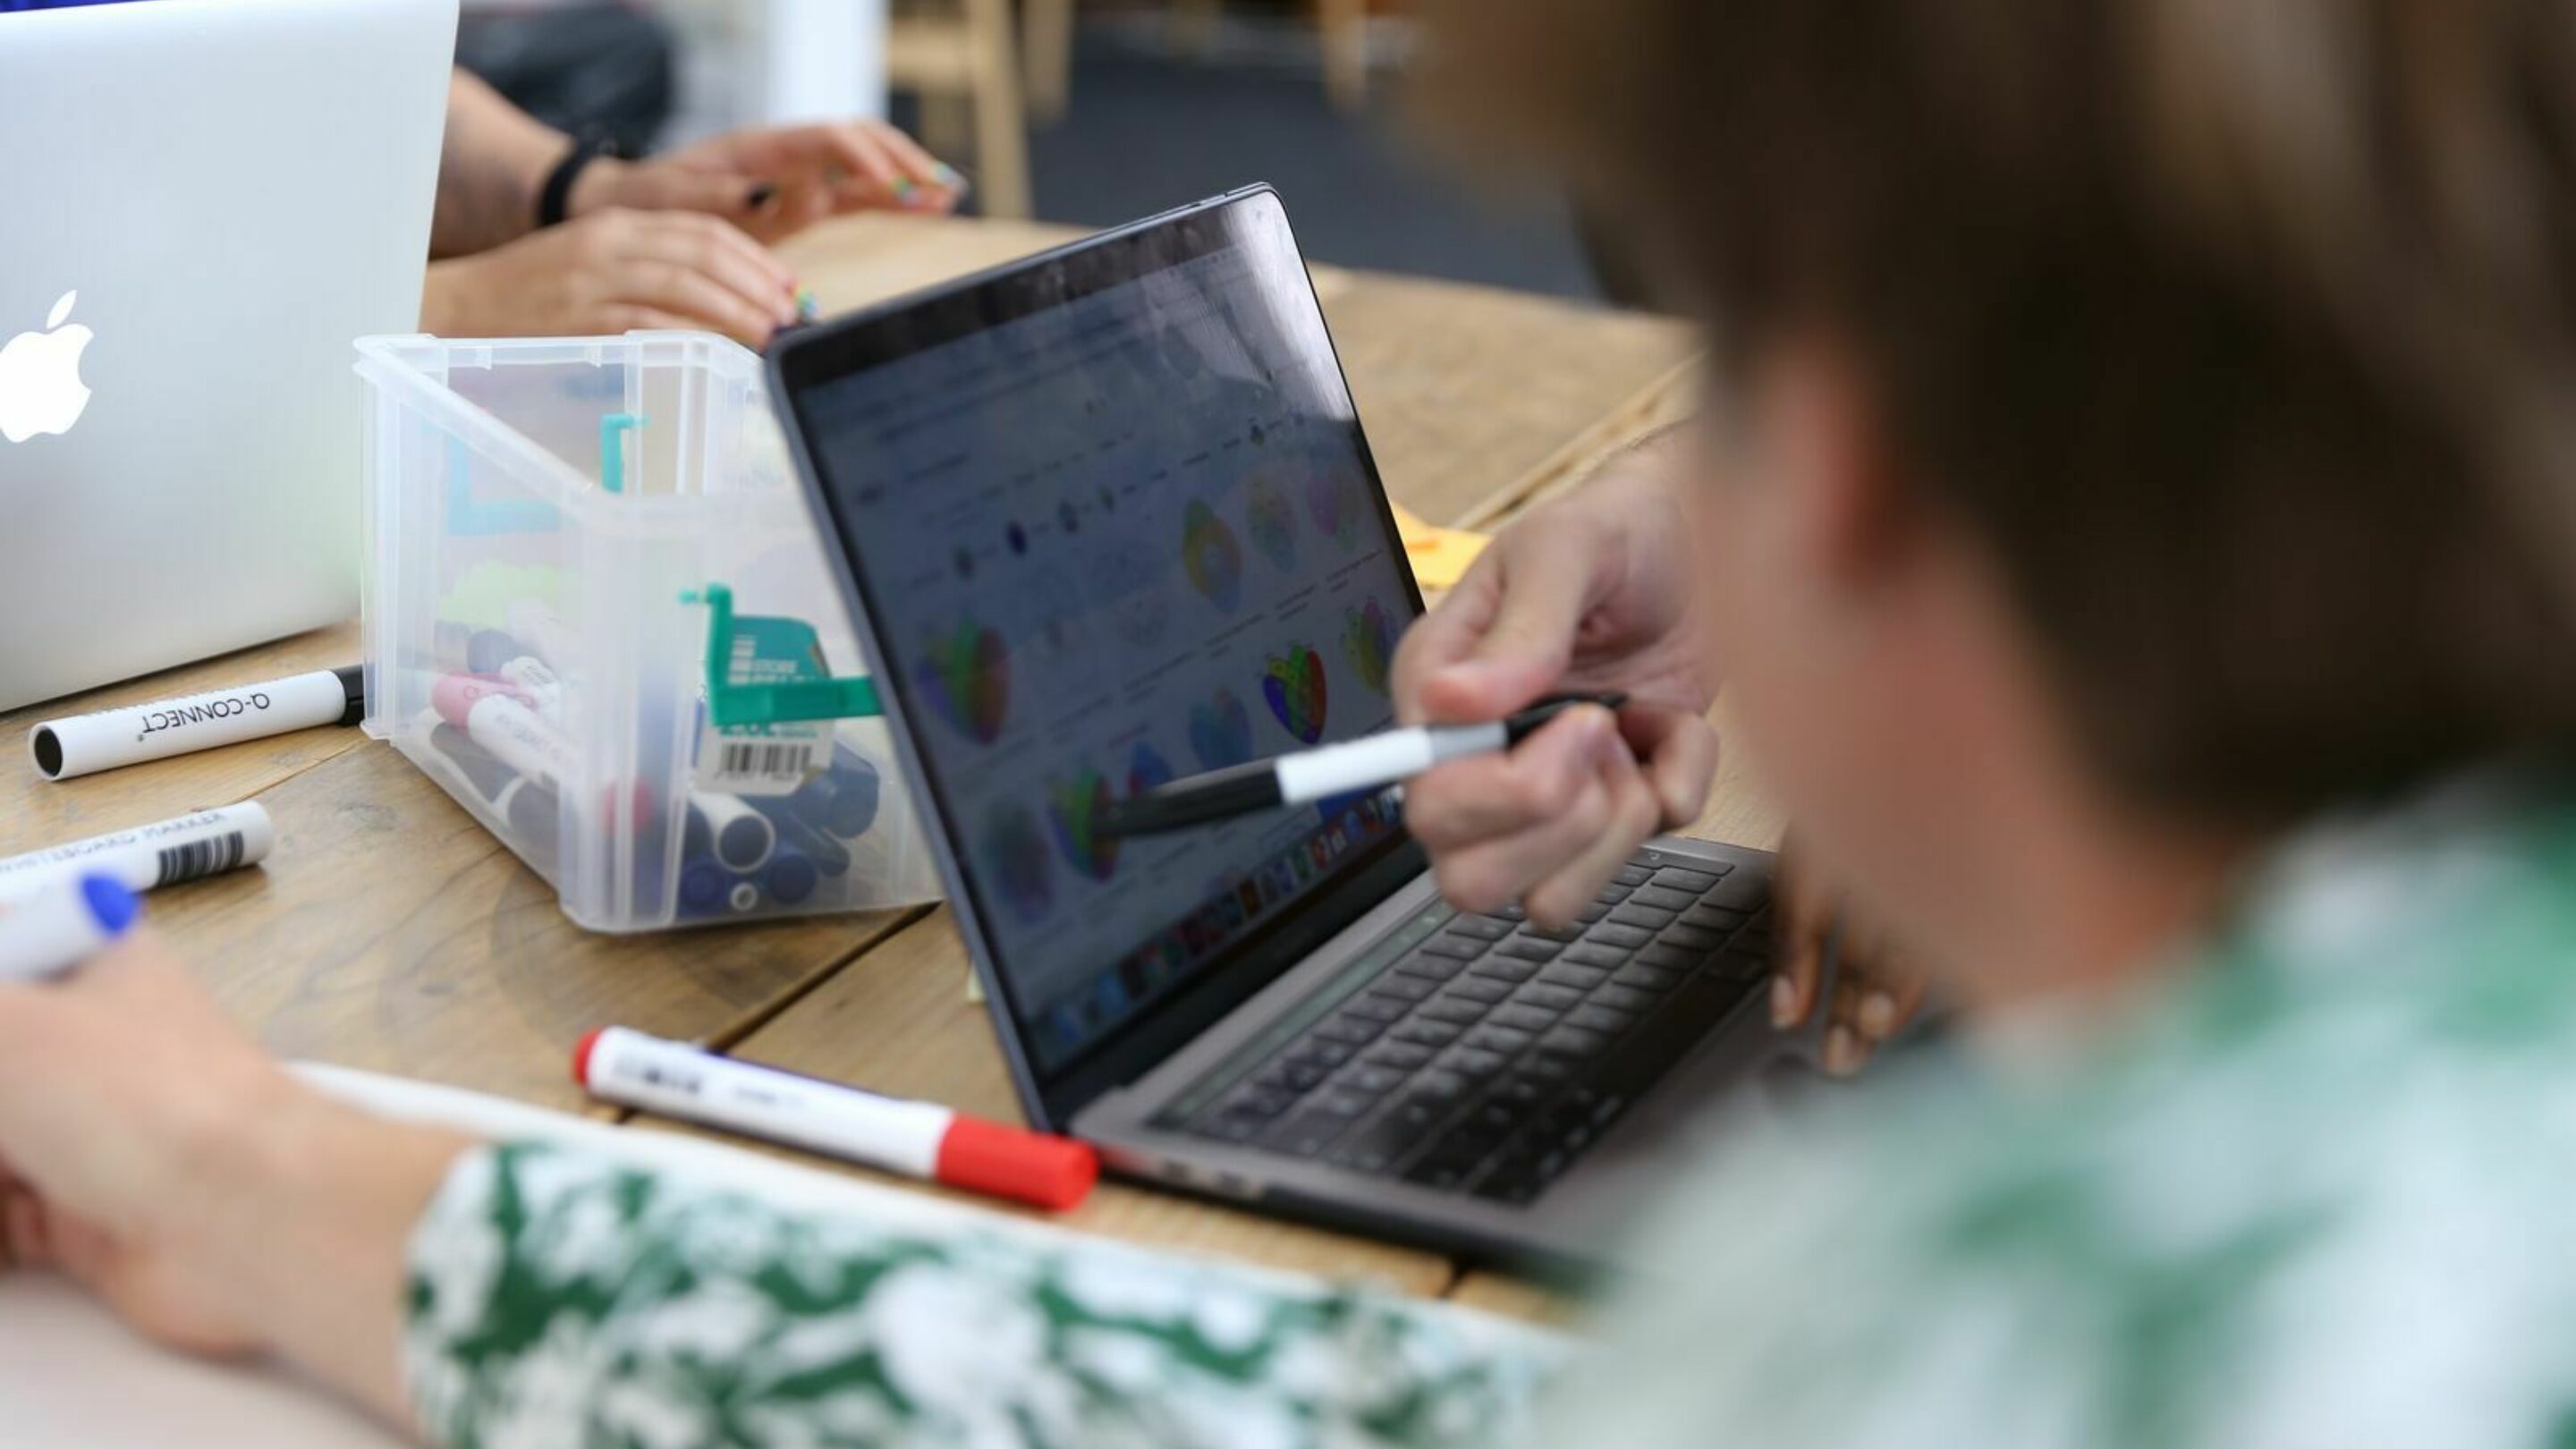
top-left (1242, 465), bottom-right (1299, 573)
top-left (913, 620), bottom-right (1009, 743)
top-left (1180, 498), bottom-right (1245, 612)
top-left (1189, 687), bottom-right (1257, 771)
top-left (978, 800), bottom-right (1055, 923)
top-left (1127, 741), bottom-right (1175, 795)
top-left (1046, 768), bottom-right (1121, 881)
top-left (1262, 644), bottom-right (1330, 745)
top-left (1304, 464), bottom-right (1366, 550)
top-left (1340, 597), bottom-right (1396, 696)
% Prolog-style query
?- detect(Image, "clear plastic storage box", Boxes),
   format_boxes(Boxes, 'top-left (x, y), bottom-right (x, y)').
top-left (353, 331), bottom-right (941, 932)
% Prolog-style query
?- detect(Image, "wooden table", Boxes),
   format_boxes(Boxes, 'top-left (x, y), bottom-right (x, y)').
top-left (0, 215), bottom-right (1758, 1321)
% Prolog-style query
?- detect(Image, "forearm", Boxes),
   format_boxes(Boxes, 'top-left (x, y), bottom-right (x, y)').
top-left (430, 71), bottom-right (572, 258)
top-left (404, 1142), bottom-right (1566, 1449)
top-left (182, 1089), bottom-right (473, 1427)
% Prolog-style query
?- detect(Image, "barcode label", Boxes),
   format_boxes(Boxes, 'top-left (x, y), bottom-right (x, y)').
top-left (696, 718), bottom-right (828, 795)
top-left (153, 831), bottom-right (245, 886)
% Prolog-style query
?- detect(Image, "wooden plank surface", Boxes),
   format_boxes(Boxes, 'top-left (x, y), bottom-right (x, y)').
top-left (2, 214), bottom-right (1714, 1322)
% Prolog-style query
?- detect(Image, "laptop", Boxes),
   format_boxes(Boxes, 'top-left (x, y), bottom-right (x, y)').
top-left (0, 0), bottom-right (456, 711)
top-left (773, 189), bottom-right (1806, 1269)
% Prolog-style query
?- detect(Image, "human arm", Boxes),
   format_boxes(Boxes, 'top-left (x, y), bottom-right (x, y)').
top-left (0, 933), bottom-right (1560, 1447)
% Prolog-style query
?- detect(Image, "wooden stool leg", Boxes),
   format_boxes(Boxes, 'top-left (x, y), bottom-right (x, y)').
top-left (1320, 0), bottom-right (1367, 112)
top-left (1025, 0), bottom-right (1075, 123)
top-left (967, 0), bottom-right (1035, 217)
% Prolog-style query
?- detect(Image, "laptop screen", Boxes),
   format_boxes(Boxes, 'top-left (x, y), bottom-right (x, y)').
top-left (781, 192), bottom-right (1424, 1089)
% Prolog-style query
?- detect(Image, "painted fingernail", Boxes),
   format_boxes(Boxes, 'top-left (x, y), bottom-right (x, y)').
top-left (747, 182), bottom-right (778, 208)
top-left (1826, 1025), bottom-right (1860, 1076)
top-left (795, 288), bottom-right (821, 323)
top-left (1770, 972), bottom-right (1797, 1027)
top-left (935, 161), bottom-right (968, 190)
top-left (1859, 990), bottom-right (1898, 1039)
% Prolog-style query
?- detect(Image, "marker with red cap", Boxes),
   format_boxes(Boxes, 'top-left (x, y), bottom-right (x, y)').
top-left (574, 1026), bottom-right (1099, 1212)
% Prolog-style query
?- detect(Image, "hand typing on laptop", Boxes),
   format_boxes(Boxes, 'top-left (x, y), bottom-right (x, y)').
top-left (1392, 429), bottom-right (1928, 1074)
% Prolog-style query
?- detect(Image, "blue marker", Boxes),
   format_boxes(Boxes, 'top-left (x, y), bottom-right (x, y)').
top-left (0, 873), bottom-right (140, 981)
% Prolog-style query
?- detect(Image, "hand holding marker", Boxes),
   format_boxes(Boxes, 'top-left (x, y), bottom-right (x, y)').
top-left (0, 873), bottom-right (140, 982)
top-left (1098, 692), bottom-right (1629, 837)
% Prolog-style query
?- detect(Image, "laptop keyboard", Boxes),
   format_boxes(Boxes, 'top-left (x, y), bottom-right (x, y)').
top-left (1165, 848), bottom-right (1773, 1206)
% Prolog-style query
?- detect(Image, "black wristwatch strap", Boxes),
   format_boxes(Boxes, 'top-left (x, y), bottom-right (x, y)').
top-left (536, 138), bottom-right (614, 229)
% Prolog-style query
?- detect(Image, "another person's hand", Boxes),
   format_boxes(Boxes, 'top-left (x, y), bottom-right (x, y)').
top-left (1391, 431), bottom-right (1722, 927)
top-left (421, 208), bottom-right (801, 346)
top-left (572, 122), bottom-right (962, 244)
top-left (1774, 848), bottom-right (1933, 1075)
top-left (0, 929), bottom-right (467, 1421)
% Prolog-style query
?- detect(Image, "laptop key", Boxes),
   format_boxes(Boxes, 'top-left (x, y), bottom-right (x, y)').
top-left (1496, 937), bottom-right (1563, 962)
top-left (1492, 1074), bottom-right (1550, 1108)
top-left (1638, 942), bottom-right (1710, 971)
top-left (1519, 1052), bottom-right (1576, 1084)
top-left (1412, 1069), bottom-right (1470, 1103)
top-left (1469, 957), bottom-right (1542, 983)
top-left (1370, 974), bottom-right (1439, 1004)
top-left (1491, 903), bottom-right (1528, 921)
top-left (1419, 996), bottom-right (1489, 1025)
top-left (1394, 953), bottom-right (1468, 981)
top-left (1390, 1018), bottom-right (1464, 1047)
top-left (1446, 975), bottom-right (1515, 1004)
top-left (1568, 1004), bottom-right (1638, 1035)
top-left (1563, 942), bottom-right (1632, 970)
top-left (1612, 864), bottom-right (1654, 887)
top-left (1521, 920), bottom-right (1586, 944)
top-left (1653, 867), bottom-right (1722, 893)
top-left (1575, 903), bottom-right (1611, 924)
top-left (1365, 1041), bottom-right (1436, 1072)
top-left (1266, 1108), bottom-right (1359, 1157)
top-left (1329, 1097), bottom-right (1446, 1172)
top-left (1259, 1059), bottom-right (1332, 1092)
top-left (1311, 1015), bottom-right (1384, 1046)
top-left (1587, 922), bottom-right (1655, 950)
top-left (1447, 916), bottom-right (1513, 941)
top-left (1595, 883), bottom-right (1634, 905)
top-left (1513, 981), bottom-right (1584, 1012)
top-left (1466, 1024), bottom-right (1536, 1055)
top-left (1293, 1039), bottom-right (1359, 1068)
top-left (1490, 1004), bottom-right (1558, 1034)
top-left (1342, 995), bottom-right (1408, 1023)
top-left (1662, 924), bottom-right (1725, 953)
top-left (1631, 885), bottom-right (1699, 911)
top-left (1219, 1086), bottom-right (1296, 1120)
top-left (1681, 903), bottom-right (1751, 932)
top-left (1538, 962), bottom-right (1611, 991)
top-left (1612, 962), bottom-right (1684, 993)
top-left (1419, 936), bottom-right (1487, 961)
top-left (1448, 1046), bottom-right (1509, 1079)
top-left (1591, 983), bottom-right (1657, 1013)
top-left (1540, 1024), bottom-right (1613, 1057)
top-left (1609, 903), bottom-right (1678, 931)
top-left (1343, 1065), bottom-right (1406, 1096)
top-left (1314, 1088), bottom-right (1376, 1117)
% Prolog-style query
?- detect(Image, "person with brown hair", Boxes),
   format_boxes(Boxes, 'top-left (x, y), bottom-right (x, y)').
top-left (8, 2), bottom-right (2576, 1444)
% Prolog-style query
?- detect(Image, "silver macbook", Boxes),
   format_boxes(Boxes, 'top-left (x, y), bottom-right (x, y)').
top-left (0, 0), bottom-right (456, 710)
top-left (775, 190), bottom-right (1809, 1270)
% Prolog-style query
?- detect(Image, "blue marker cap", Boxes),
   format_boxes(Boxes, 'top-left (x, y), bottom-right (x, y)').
top-left (80, 873), bottom-right (139, 936)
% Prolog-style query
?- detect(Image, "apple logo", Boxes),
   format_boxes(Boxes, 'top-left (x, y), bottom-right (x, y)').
top-left (0, 291), bottom-right (96, 444)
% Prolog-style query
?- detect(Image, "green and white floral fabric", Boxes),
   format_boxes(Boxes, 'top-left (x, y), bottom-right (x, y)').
top-left (405, 775), bottom-right (2576, 1449)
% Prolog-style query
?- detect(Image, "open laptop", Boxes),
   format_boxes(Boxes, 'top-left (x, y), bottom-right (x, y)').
top-left (773, 189), bottom-right (1806, 1268)
top-left (0, 0), bottom-right (455, 711)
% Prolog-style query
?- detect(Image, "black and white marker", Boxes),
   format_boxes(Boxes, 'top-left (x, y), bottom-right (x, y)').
top-left (1096, 692), bottom-right (1628, 838)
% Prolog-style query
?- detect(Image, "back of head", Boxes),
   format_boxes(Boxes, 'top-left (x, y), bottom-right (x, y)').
top-left (1423, 0), bottom-right (2576, 827)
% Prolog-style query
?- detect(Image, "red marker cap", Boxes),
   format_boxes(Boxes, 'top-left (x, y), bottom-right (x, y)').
top-left (572, 1026), bottom-right (606, 1087)
top-left (432, 674), bottom-right (536, 729)
top-left (934, 1114), bottom-right (1100, 1211)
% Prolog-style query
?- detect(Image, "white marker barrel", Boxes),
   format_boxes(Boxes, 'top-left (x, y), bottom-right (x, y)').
top-left (31, 668), bottom-right (360, 780)
top-left (1275, 720), bottom-right (1506, 803)
top-left (0, 802), bottom-right (275, 899)
top-left (580, 1026), bottom-right (952, 1175)
top-left (689, 792), bottom-right (777, 871)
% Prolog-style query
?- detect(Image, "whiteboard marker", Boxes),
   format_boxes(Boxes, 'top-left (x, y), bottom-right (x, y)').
top-left (0, 874), bottom-right (140, 981)
top-left (575, 1026), bottom-right (1098, 1211)
top-left (30, 666), bottom-right (363, 780)
top-left (0, 802), bottom-right (275, 899)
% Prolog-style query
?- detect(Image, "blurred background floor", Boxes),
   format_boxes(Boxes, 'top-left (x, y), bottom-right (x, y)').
top-left (996, 17), bottom-right (1604, 300)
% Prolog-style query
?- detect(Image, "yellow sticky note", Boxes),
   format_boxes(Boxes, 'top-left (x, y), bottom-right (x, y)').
top-left (1390, 502), bottom-right (1491, 591)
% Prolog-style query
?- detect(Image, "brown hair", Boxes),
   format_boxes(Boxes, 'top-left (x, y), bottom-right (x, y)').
top-left (1422, 0), bottom-right (2576, 825)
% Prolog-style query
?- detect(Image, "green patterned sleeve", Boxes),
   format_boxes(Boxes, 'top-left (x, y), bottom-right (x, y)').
top-left (402, 1141), bottom-right (1567, 1449)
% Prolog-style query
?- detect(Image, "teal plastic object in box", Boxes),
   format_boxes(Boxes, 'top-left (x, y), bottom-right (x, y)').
top-left (352, 330), bottom-right (942, 932)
